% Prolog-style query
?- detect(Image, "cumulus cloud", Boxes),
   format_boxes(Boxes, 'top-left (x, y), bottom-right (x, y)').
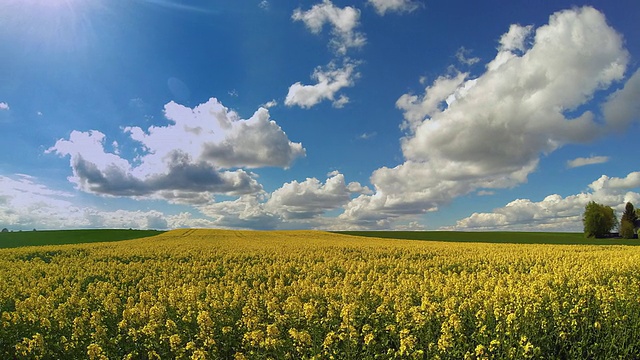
top-left (368, 0), bottom-right (420, 15)
top-left (292, 0), bottom-right (365, 55)
top-left (197, 172), bottom-right (371, 229)
top-left (0, 102), bottom-right (9, 110)
top-left (197, 194), bottom-right (280, 230)
top-left (265, 171), bottom-right (371, 220)
top-left (499, 24), bottom-right (533, 52)
top-left (567, 156), bottom-right (610, 168)
top-left (589, 172), bottom-right (640, 192)
top-left (396, 72), bottom-right (468, 132)
top-left (285, 60), bottom-right (359, 108)
top-left (449, 171), bottom-right (640, 231)
top-left (602, 68), bottom-right (640, 131)
top-left (48, 98), bottom-right (304, 204)
top-left (341, 7), bottom-right (633, 228)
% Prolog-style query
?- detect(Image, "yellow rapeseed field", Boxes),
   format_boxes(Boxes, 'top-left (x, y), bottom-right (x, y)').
top-left (2, 229), bottom-right (640, 359)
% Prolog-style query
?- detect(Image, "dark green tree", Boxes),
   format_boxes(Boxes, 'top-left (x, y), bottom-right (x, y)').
top-left (620, 202), bottom-right (638, 239)
top-left (620, 220), bottom-right (635, 239)
top-left (583, 201), bottom-right (617, 238)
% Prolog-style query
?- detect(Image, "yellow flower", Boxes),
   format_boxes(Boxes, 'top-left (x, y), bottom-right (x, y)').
top-left (267, 323), bottom-right (279, 337)
top-left (234, 353), bottom-right (248, 360)
top-left (489, 339), bottom-right (501, 352)
top-left (169, 334), bottom-right (181, 349)
top-left (87, 343), bottom-right (107, 360)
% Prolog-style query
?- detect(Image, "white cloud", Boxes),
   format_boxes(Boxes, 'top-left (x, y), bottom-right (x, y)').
top-left (602, 68), bottom-right (640, 131)
top-left (396, 72), bottom-right (467, 132)
top-left (368, 0), bottom-right (420, 15)
top-left (455, 46), bottom-right (480, 66)
top-left (589, 172), bottom-right (640, 192)
top-left (0, 170), bottom-right (370, 231)
top-left (285, 60), bottom-right (359, 108)
top-left (196, 172), bottom-right (370, 229)
top-left (265, 171), bottom-right (371, 220)
top-left (393, 221), bottom-right (426, 231)
top-left (567, 156), bottom-right (610, 168)
top-left (358, 132), bottom-right (377, 140)
top-left (332, 95), bottom-right (350, 109)
top-left (0, 102), bottom-right (9, 110)
top-left (0, 174), bottom-right (196, 230)
top-left (197, 194), bottom-right (280, 230)
top-left (262, 99), bottom-right (278, 108)
top-left (499, 24), bottom-right (533, 52)
top-left (292, 0), bottom-right (366, 55)
top-left (47, 98), bottom-right (305, 204)
top-left (449, 171), bottom-right (640, 231)
top-left (341, 7), bottom-right (633, 228)
top-left (258, 0), bottom-right (269, 10)
top-left (140, 0), bottom-right (216, 14)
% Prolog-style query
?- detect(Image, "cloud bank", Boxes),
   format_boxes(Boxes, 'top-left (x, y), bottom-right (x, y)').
top-left (449, 171), bottom-right (640, 231)
top-left (0, 174), bottom-right (191, 230)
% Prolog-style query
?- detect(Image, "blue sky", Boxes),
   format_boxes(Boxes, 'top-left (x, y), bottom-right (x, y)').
top-left (1, 0), bottom-right (639, 231)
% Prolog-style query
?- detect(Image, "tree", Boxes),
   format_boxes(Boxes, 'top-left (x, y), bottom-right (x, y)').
top-left (620, 202), bottom-right (638, 239)
top-left (583, 201), bottom-right (617, 238)
top-left (620, 220), bottom-right (635, 239)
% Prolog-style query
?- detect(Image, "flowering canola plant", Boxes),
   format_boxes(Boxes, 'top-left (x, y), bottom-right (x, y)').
top-left (1, 229), bottom-right (640, 359)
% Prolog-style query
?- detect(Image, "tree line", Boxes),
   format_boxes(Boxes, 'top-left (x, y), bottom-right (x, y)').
top-left (583, 201), bottom-right (640, 238)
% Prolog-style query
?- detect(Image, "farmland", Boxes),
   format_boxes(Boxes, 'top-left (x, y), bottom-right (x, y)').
top-left (2, 229), bottom-right (640, 359)
top-left (336, 231), bottom-right (640, 245)
top-left (0, 229), bottom-right (164, 249)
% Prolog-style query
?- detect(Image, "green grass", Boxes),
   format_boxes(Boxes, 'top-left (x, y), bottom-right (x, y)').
top-left (0, 229), bottom-right (165, 249)
top-left (334, 231), bottom-right (640, 245)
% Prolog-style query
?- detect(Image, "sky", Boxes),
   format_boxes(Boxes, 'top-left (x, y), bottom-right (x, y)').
top-left (1, 0), bottom-right (639, 231)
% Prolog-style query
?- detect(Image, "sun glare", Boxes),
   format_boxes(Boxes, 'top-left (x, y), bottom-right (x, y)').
top-left (4, 0), bottom-right (98, 53)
